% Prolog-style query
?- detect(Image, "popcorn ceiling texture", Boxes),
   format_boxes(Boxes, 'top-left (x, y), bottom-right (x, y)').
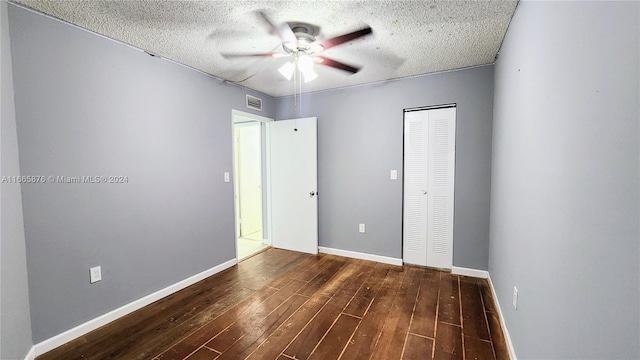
top-left (13, 0), bottom-right (517, 97)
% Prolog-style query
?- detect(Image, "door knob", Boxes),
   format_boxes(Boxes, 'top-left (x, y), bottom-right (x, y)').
top-left (422, 190), bottom-right (427, 194)
top-left (310, 191), bottom-right (316, 198)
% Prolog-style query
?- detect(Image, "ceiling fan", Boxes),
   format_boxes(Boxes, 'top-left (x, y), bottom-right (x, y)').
top-left (222, 11), bottom-right (373, 83)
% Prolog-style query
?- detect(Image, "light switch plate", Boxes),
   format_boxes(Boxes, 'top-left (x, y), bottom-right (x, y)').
top-left (512, 286), bottom-right (518, 310)
top-left (90, 266), bottom-right (102, 284)
top-left (359, 223), bottom-right (366, 233)
top-left (224, 172), bottom-right (230, 183)
top-left (390, 170), bottom-right (398, 180)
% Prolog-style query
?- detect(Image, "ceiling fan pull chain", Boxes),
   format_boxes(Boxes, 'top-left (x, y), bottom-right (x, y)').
top-left (298, 68), bottom-right (302, 118)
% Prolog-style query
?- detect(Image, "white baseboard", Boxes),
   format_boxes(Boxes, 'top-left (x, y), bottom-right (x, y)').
top-left (318, 246), bottom-right (403, 266)
top-left (452, 266), bottom-right (489, 279)
top-left (487, 274), bottom-right (518, 360)
top-left (23, 346), bottom-right (36, 360)
top-left (33, 258), bottom-right (237, 357)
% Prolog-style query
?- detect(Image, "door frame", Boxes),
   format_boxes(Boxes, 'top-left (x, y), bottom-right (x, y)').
top-left (231, 109), bottom-right (274, 259)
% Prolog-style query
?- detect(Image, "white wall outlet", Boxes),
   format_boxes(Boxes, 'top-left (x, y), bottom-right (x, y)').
top-left (359, 223), bottom-right (366, 233)
top-left (90, 266), bottom-right (102, 284)
top-left (390, 170), bottom-right (398, 180)
top-left (224, 172), bottom-right (230, 183)
top-left (512, 286), bottom-right (518, 310)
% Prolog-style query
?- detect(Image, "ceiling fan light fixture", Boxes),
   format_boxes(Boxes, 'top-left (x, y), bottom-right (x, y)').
top-left (278, 61), bottom-right (295, 80)
top-left (297, 55), bottom-right (317, 82)
top-left (303, 69), bottom-right (318, 83)
top-left (278, 57), bottom-right (317, 82)
top-left (297, 55), bottom-right (314, 73)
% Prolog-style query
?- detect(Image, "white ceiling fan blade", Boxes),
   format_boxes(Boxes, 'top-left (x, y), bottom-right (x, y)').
top-left (257, 11), bottom-right (296, 44)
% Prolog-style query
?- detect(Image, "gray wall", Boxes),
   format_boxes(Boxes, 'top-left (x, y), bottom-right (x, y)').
top-left (1, 1), bottom-right (34, 359)
top-left (9, 4), bottom-right (275, 342)
top-left (489, 1), bottom-right (639, 359)
top-left (276, 66), bottom-right (494, 270)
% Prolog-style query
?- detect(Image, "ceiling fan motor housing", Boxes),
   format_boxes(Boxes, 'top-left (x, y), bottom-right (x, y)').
top-left (283, 22), bottom-right (321, 54)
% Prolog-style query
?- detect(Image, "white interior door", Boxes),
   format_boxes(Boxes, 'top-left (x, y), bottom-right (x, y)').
top-left (237, 123), bottom-right (262, 237)
top-left (268, 117), bottom-right (318, 254)
top-left (403, 107), bottom-right (456, 269)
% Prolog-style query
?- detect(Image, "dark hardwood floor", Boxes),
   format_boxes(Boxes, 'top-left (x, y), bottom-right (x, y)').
top-left (38, 248), bottom-right (510, 360)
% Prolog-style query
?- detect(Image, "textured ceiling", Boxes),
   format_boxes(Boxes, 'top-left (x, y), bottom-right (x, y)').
top-left (13, 0), bottom-right (518, 97)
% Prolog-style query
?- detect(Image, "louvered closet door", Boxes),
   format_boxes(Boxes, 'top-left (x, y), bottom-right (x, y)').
top-left (403, 107), bottom-right (456, 269)
top-left (425, 107), bottom-right (456, 268)
top-left (403, 110), bottom-right (429, 266)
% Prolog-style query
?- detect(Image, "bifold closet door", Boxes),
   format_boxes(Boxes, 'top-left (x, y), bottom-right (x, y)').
top-left (403, 107), bottom-right (456, 269)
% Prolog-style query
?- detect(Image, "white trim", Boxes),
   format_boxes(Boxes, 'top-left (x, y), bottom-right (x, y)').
top-left (265, 122), bottom-right (273, 248)
top-left (33, 259), bottom-right (237, 357)
top-left (487, 274), bottom-right (518, 360)
top-left (318, 246), bottom-right (403, 266)
top-left (232, 109), bottom-right (273, 123)
top-left (23, 346), bottom-right (36, 360)
top-left (451, 266), bottom-right (489, 279)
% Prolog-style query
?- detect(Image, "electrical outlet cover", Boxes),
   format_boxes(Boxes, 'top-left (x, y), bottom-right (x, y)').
top-left (90, 266), bottom-right (102, 283)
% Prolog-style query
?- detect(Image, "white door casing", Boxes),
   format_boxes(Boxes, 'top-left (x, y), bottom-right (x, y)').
top-left (268, 117), bottom-right (318, 254)
top-left (403, 107), bottom-right (456, 269)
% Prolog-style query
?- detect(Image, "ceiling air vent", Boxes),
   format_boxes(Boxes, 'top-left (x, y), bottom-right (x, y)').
top-left (246, 95), bottom-right (263, 111)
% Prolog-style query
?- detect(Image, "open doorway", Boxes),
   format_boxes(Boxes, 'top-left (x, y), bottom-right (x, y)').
top-left (232, 110), bottom-right (272, 260)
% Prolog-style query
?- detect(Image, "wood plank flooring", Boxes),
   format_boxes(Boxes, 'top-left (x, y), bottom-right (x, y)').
top-left (37, 248), bottom-right (510, 360)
